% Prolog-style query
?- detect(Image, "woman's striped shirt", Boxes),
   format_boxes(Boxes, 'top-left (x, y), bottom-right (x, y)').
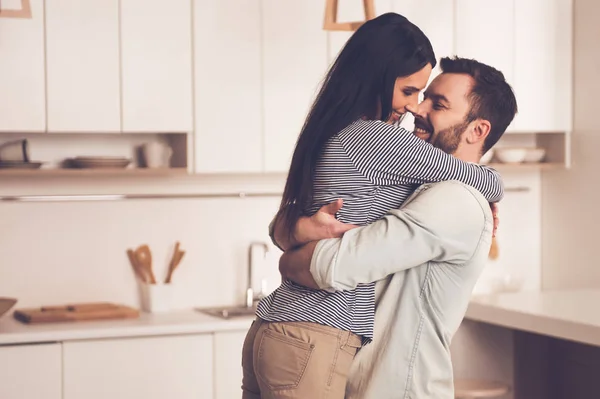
top-left (256, 119), bottom-right (503, 340)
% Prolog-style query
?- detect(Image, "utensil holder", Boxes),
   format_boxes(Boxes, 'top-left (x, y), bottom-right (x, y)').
top-left (139, 283), bottom-right (173, 313)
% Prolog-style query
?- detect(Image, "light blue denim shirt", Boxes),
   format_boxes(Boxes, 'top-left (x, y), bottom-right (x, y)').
top-left (310, 181), bottom-right (493, 399)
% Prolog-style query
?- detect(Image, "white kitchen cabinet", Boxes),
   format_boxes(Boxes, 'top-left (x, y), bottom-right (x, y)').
top-left (511, 0), bottom-right (572, 132)
top-left (63, 334), bottom-right (213, 399)
top-left (193, 0), bottom-right (262, 173)
top-left (0, 0), bottom-right (45, 132)
top-left (392, 0), bottom-right (454, 81)
top-left (214, 329), bottom-right (251, 399)
top-left (120, 0), bottom-right (193, 133)
top-left (327, 0), bottom-right (393, 63)
top-left (0, 343), bottom-right (62, 399)
top-left (455, 0), bottom-right (515, 87)
top-left (262, 0), bottom-right (329, 172)
top-left (45, 0), bottom-right (121, 132)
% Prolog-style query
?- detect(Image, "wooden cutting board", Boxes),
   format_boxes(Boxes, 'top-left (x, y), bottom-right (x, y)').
top-left (13, 302), bottom-right (140, 324)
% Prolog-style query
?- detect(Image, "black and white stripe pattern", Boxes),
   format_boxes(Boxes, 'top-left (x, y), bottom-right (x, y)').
top-left (256, 119), bottom-right (504, 340)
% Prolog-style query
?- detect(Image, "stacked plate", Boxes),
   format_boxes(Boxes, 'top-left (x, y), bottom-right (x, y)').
top-left (68, 156), bottom-right (131, 169)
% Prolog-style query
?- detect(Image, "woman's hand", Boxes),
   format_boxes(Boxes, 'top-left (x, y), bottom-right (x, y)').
top-left (294, 199), bottom-right (359, 244)
top-left (273, 199), bottom-right (358, 251)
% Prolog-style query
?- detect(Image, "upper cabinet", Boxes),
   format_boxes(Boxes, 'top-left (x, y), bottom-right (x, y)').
top-left (455, 0), bottom-right (516, 87)
top-left (193, 0), bottom-right (262, 173)
top-left (392, 0), bottom-right (454, 80)
top-left (262, 0), bottom-right (329, 173)
top-left (327, 0), bottom-right (393, 63)
top-left (0, 0), bottom-right (45, 132)
top-left (511, 0), bottom-right (573, 133)
top-left (120, 0), bottom-right (193, 133)
top-left (45, 0), bottom-right (121, 132)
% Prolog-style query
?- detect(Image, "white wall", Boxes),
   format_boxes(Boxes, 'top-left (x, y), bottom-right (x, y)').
top-left (1, 170), bottom-right (540, 310)
top-left (541, 0), bottom-right (600, 289)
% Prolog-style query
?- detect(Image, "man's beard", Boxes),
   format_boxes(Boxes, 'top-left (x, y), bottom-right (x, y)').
top-left (429, 120), bottom-right (470, 154)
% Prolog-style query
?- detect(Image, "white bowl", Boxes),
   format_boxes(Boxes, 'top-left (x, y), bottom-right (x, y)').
top-left (495, 148), bottom-right (527, 164)
top-left (523, 148), bottom-right (546, 163)
top-left (480, 149), bottom-right (494, 164)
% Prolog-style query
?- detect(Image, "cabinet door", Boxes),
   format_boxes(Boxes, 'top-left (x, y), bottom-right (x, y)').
top-left (327, 0), bottom-right (393, 63)
top-left (63, 335), bottom-right (213, 399)
top-left (0, 0), bottom-right (45, 132)
top-left (262, 0), bottom-right (329, 172)
top-left (214, 329), bottom-right (251, 399)
top-left (121, 0), bottom-right (193, 132)
top-left (193, 0), bottom-right (262, 173)
top-left (512, 0), bottom-right (572, 132)
top-left (45, 0), bottom-right (121, 132)
top-left (455, 0), bottom-right (515, 86)
top-left (392, 0), bottom-right (454, 79)
top-left (0, 343), bottom-right (62, 399)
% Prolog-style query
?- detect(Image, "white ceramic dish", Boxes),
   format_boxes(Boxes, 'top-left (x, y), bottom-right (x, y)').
top-left (524, 148), bottom-right (546, 163)
top-left (495, 148), bottom-right (527, 164)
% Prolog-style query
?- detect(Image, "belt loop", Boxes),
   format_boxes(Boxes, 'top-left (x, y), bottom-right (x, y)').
top-left (340, 330), bottom-right (350, 349)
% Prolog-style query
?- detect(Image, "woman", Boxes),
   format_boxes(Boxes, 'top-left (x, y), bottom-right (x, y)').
top-left (242, 13), bottom-right (503, 399)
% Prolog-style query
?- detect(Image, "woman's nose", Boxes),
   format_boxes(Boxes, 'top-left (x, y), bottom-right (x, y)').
top-left (405, 102), bottom-right (418, 115)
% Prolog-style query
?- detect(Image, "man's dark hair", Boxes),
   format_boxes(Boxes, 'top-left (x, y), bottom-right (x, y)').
top-left (440, 56), bottom-right (518, 153)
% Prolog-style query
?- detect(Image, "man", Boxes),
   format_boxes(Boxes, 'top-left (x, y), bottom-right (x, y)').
top-left (274, 57), bottom-right (517, 398)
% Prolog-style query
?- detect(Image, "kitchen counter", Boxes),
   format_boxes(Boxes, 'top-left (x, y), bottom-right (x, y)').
top-left (0, 310), bottom-right (254, 345)
top-left (466, 289), bottom-right (600, 347)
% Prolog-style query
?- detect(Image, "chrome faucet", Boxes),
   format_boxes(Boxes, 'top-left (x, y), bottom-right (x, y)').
top-left (246, 241), bottom-right (269, 309)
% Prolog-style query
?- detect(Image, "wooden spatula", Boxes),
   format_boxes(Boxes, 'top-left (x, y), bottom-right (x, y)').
top-left (489, 237), bottom-right (499, 260)
top-left (165, 241), bottom-right (185, 284)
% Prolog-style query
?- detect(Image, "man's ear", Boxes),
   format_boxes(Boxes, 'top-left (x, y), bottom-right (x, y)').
top-left (466, 119), bottom-right (491, 144)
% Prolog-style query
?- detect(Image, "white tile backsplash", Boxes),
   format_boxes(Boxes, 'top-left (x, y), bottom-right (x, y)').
top-left (1, 173), bottom-right (541, 308)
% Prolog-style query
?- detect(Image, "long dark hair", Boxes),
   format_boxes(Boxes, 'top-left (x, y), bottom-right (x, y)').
top-left (279, 13), bottom-right (436, 234)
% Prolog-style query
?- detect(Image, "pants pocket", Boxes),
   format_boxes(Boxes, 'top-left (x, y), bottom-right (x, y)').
top-left (255, 327), bottom-right (314, 391)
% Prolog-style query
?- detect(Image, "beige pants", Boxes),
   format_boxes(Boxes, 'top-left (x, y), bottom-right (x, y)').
top-left (241, 318), bottom-right (362, 399)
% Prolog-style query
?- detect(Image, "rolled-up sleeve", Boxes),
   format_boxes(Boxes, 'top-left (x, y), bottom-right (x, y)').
top-left (310, 181), bottom-right (492, 291)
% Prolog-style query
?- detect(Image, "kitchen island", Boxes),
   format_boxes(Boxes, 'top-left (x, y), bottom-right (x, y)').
top-left (465, 289), bottom-right (600, 399)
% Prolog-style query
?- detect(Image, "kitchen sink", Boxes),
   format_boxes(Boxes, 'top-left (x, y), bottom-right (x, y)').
top-left (196, 305), bottom-right (256, 319)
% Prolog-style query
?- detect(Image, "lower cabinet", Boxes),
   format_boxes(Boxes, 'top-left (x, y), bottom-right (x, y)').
top-left (0, 343), bottom-right (62, 399)
top-left (214, 330), bottom-right (250, 399)
top-left (63, 334), bottom-right (214, 399)
top-left (0, 328), bottom-right (250, 399)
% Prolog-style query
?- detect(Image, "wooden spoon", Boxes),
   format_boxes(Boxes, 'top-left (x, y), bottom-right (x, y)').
top-left (127, 248), bottom-right (147, 283)
top-left (135, 245), bottom-right (156, 284)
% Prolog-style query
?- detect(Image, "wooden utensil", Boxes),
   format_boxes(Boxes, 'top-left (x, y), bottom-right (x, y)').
top-left (14, 302), bottom-right (139, 324)
top-left (489, 237), bottom-right (499, 260)
top-left (323, 0), bottom-right (375, 31)
top-left (135, 244), bottom-right (156, 284)
top-left (127, 248), bottom-right (147, 283)
top-left (165, 241), bottom-right (185, 284)
top-left (0, 297), bottom-right (17, 318)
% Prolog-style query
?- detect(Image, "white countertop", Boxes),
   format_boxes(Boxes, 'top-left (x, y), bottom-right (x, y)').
top-left (466, 289), bottom-right (600, 347)
top-left (0, 310), bottom-right (254, 345)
